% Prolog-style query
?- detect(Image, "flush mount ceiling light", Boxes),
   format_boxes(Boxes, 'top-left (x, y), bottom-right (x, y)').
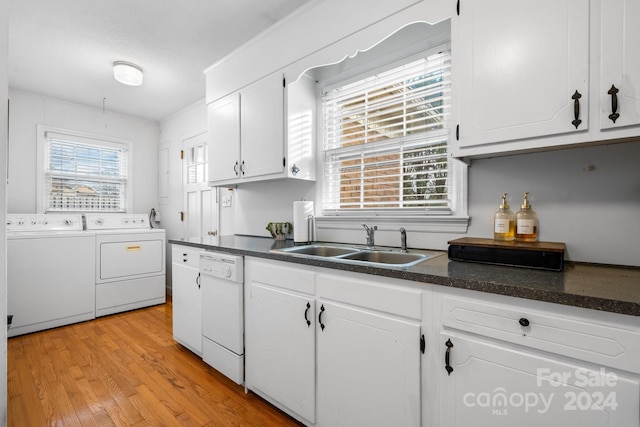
top-left (113, 61), bottom-right (143, 86)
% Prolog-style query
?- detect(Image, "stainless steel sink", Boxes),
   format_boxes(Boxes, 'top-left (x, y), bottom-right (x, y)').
top-left (279, 245), bottom-right (358, 257)
top-left (340, 250), bottom-right (429, 266)
top-left (274, 244), bottom-right (435, 268)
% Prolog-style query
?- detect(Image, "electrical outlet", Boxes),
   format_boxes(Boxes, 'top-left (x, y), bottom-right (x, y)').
top-left (222, 195), bottom-right (232, 207)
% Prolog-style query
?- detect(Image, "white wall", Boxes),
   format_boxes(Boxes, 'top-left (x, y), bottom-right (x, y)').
top-left (7, 89), bottom-right (160, 214)
top-left (467, 140), bottom-right (640, 266)
top-left (1, 0), bottom-right (9, 421)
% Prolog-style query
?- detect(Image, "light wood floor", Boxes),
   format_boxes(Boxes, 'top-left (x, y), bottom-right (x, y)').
top-left (7, 300), bottom-right (303, 427)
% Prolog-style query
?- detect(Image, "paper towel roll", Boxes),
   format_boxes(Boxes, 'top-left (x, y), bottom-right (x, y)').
top-left (293, 201), bottom-right (314, 243)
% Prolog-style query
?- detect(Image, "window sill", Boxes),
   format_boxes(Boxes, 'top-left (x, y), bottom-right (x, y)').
top-left (315, 215), bottom-right (469, 234)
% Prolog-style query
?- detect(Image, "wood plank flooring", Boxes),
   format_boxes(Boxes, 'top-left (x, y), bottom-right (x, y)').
top-left (7, 301), bottom-right (304, 427)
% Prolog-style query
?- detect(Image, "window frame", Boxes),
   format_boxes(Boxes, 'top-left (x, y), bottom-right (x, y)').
top-left (36, 125), bottom-right (133, 213)
top-left (314, 44), bottom-right (468, 234)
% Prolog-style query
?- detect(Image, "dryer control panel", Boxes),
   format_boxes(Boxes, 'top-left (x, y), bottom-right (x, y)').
top-left (85, 213), bottom-right (150, 230)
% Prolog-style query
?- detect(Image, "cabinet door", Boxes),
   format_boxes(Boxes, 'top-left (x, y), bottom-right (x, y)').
top-left (600, 0), bottom-right (640, 130)
top-left (245, 283), bottom-right (316, 424)
top-left (208, 93), bottom-right (240, 182)
top-left (172, 261), bottom-right (202, 355)
top-left (454, 0), bottom-right (589, 148)
top-left (240, 74), bottom-right (285, 179)
top-left (317, 301), bottom-right (421, 427)
top-left (439, 333), bottom-right (640, 426)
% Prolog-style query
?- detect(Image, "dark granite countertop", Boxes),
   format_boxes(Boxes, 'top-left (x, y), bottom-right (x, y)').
top-left (170, 235), bottom-right (640, 317)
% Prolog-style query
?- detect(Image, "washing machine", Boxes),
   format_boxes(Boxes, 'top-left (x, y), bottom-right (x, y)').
top-left (7, 213), bottom-right (96, 337)
top-left (85, 213), bottom-right (166, 317)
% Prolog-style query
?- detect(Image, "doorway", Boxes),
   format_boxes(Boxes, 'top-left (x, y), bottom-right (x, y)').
top-left (182, 131), bottom-right (218, 238)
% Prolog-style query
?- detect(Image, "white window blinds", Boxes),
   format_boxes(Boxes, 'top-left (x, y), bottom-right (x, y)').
top-left (322, 51), bottom-right (451, 214)
top-left (44, 132), bottom-right (129, 212)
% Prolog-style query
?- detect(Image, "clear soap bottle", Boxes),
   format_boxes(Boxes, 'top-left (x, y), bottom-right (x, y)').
top-left (516, 192), bottom-right (538, 242)
top-left (494, 193), bottom-right (515, 241)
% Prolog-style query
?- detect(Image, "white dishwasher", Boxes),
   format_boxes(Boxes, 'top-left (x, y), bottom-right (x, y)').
top-left (200, 251), bottom-right (244, 384)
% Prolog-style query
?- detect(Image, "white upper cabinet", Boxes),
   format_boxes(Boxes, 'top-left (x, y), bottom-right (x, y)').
top-left (452, 0), bottom-right (640, 159)
top-left (207, 73), bottom-right (316, 186)
top-left (600, 0), bottom-right (640, 130)
top-left (452, 0), bottom-right (589, 153)
top-left (208, 93), bottom-right (240, 183)
top-left (239, 73), bottom-right (285, 180)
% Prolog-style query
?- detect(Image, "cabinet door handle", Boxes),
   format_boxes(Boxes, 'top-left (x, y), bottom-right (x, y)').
top-left (519, 317), bottom-right (530, 327)
top-left (234, 161), bottom-right (239, 176)
top-left (241, 160), bottom-right (245, 175)
top-left (196, 272), bottom-right (201, 289)
top-left (571, 90), bottom-right (582, 129)
top-left (445, 338), bottom-right (454, 376)
top-left (608, 84), bottom-right (620, 123)
top-left (304, 302), bottom-right (311, 327)
top-left (318, 304), bottom-right (325, 331)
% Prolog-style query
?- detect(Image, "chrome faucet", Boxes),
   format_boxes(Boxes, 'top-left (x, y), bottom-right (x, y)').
top-left (362, 224), bottom-right (377, 248)
top-left (399, 227), bottom-right (408, 252)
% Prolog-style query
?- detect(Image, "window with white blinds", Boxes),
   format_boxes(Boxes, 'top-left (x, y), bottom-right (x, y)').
top-left (322, 51), bottom-right (452, 214)
top-left (43, 132), bottom-right (129, 212)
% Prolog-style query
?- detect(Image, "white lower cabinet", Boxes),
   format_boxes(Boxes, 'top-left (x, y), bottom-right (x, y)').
top-left (171, 245), bottom-right (204, 356)
top-left (246, 283), bottom-right (316, 424)
top-left (244, 257), bottom-right (640, 426)
top-left (245, 258), bottom-right (423, 427)
top-left (245, 258), bottom-right (317, 424)
top-left (439, 332), bottom-right (639, 426)
top-left (316, 300), bottom-right (421, 427)
top-left (436, 290), bottom-right (640, 427)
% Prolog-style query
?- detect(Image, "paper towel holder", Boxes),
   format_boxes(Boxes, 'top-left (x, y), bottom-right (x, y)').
top-left (307, 214), bottom-right (315, 244)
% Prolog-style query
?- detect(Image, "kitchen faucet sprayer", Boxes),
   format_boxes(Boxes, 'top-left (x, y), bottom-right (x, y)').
top-left (362, 224), bottom-right (377, 249)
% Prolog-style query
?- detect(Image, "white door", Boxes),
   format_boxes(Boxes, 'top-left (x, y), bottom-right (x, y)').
top-left (439, 333), bottom-right (640, 426)
top-left (316, 301), bottom-right (421, 427)
top-left (183, 131), bottom-right (218, 238)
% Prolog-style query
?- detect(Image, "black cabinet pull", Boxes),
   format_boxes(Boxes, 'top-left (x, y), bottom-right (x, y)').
top-left (319, 304), bottom-right (325, 331)
top-left (420, 335), bottom-right (426, 354)
top-left (519, 317), bottom-right (530, 327)
top-left (241, 160), bottom-right (245, 175)
top-left (571, 90), bottom-right (582, 129)
top-left (196, 272), bottom-right (201, 289)
top-left (304, 302), bottom-right (311, 327)
top-left (445, 338), bottom-right (454, 376)
top-left (608, 84), bottom-right (620, 123)
top-left (234, 161), bottom-right (239, 176)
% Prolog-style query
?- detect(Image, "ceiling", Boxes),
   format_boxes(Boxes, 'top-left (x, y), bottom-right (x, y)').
top-left (7, 0), bottom-right (313, 122)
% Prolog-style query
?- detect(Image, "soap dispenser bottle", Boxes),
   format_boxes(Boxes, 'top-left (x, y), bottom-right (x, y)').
top-left (494, 193), bottom-right (515, 241)
top-left (516, 192), bottom-right (538, 242)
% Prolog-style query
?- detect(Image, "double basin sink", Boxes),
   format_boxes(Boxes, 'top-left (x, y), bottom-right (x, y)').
top-left (273, 243), bottom-right (437, 268)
